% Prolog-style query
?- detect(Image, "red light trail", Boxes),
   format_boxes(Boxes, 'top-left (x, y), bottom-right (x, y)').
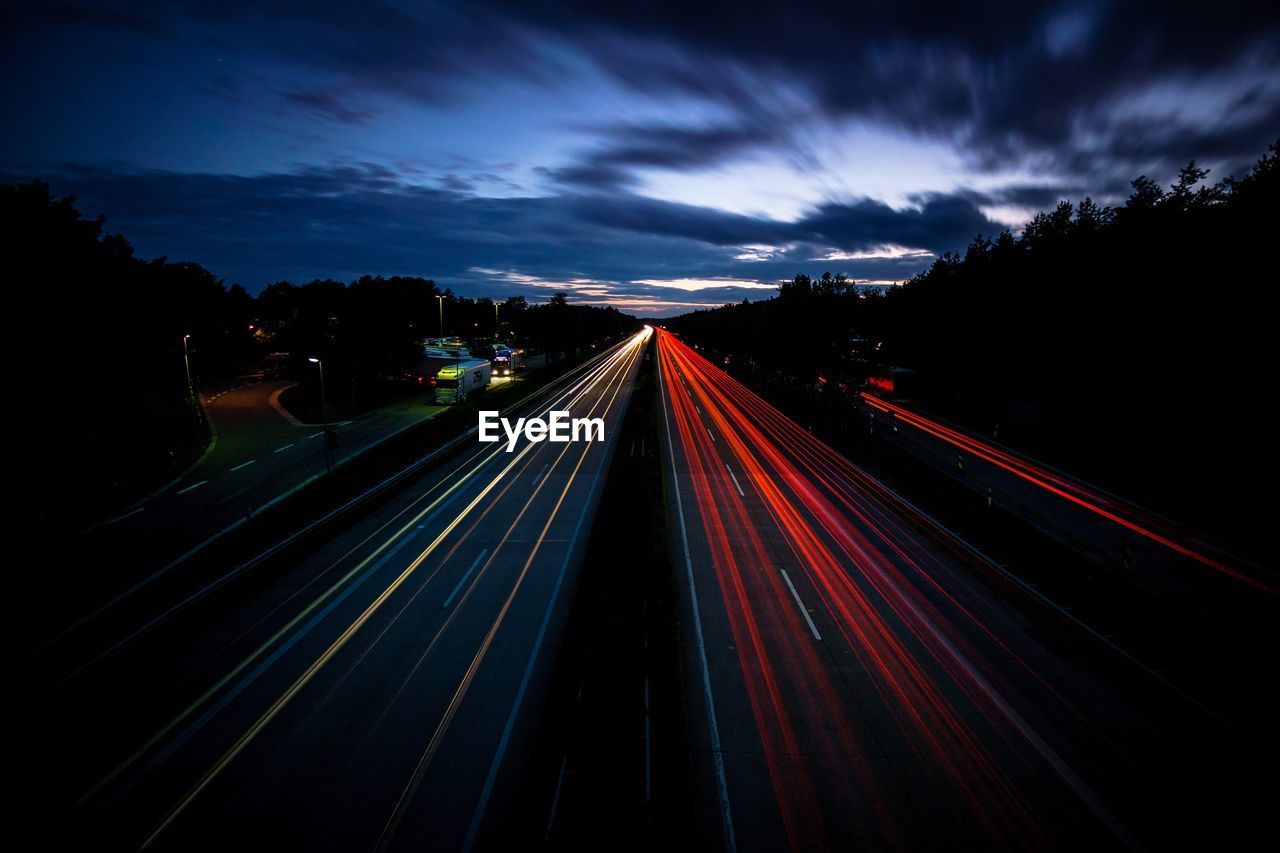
top-left (657, 329), bottom-right (1139, 851)
top-left (858, 391), bottom-right (1274, 596)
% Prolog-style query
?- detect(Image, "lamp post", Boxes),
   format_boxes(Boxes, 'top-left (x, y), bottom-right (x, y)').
top-left (437, 294), bottom-right (445, 338)
top-left (182, 334), bottom-right (199, 424)
top-left (308, 356), bottom-right (332, 471)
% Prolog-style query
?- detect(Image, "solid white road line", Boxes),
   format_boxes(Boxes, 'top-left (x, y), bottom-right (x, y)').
top-left (659, 358), bottom-right (737, 853)
top-left (175, 481), bottom-right (207, 496)
top-left (780, 569), bottom-right (822, 640)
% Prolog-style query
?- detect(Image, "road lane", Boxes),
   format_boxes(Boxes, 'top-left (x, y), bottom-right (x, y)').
top-left (857, 391), bottom-right (1274, 595)
top-left (35, 365), bottom-right (552, 651)
top-left (655, 329), bottom-right (1248, 852)
top-left (28, 331), bottom-right (650, 851)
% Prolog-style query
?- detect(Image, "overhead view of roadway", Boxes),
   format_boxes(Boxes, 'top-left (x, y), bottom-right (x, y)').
top-left (22, 333), bottom-right (646, 851)
top-left (29, 362), bottom-right (540, 668)
top-left (19, 328), bottom-right (1275, 852)
top-left (60, 367), bottom-right (534, 606)
top-left (654, 329), bottom-right (1271, 852)
top-left (856, 391), bottom-right (1275, 595)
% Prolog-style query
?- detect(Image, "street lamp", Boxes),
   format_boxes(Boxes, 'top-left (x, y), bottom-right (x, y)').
top-left (436, 294), bottom-right (445, 337)
top-left (308, 356), bottom-right (332, 471)
top-left (182, 334), bottom-right (199, 424)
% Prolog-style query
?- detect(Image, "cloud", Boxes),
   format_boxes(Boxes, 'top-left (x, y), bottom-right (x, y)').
top-left (629, 277), bottom-right (778, 292)
top-left (9, 2), bottom-right (1276, 195)
top-left (544, 122), bottom-right (783, 190)
top-left (800, 194), bottom-right (998, 254)
top-left (14, 162), bottom-right (997, 313)
top-left (483, 1), bottom-right (1280, 182)
top-left (7, 2), bottom-right (1276, 315)
top-left (282, 89), bottom-right (377, 124)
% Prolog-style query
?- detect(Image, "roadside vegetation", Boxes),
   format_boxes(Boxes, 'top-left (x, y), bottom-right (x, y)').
top-left (6, 181), bottom-right (636, 533)
top-left (667, 140), bottom-right (1279, 552)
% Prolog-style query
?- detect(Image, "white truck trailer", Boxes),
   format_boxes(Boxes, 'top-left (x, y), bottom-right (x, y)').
top-left (419, 345), bottom-right (490, 403)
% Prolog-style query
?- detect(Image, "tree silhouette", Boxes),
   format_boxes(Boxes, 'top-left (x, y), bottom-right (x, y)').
top-left (668, 139), bottom-right (1279, 551)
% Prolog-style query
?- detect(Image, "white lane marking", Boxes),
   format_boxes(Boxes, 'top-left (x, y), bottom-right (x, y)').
top-left (707, 427), bottom-right (716, 442)
top-left (441, 549), bottom-right (488, 609)
top-left (229, 460), bottom-right (256, 472)
top-left (273, 443), bottom-right (295, 453)
top-left (531, 463), bottom-right (549, 487)
top-left (105, 506), bottom-right (146, 524)
top-left (175, 481), bottom-right (207, 496)
top-left (780, 570), bottom-right (822, 640)
top-left (659, 359), bottom-right (737, 853)
top-left (337, 420), bottom-right (354, 427)
top-left (307, 431), bottom-right (324, 439)
top-left (725, 465), bottom-right (745, 497)
top-left (695, 404), bottom-right (701, 414)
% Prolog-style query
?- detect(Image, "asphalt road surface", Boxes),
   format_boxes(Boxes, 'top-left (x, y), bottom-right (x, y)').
top-left (23, 333), bottom-right (647, 851)
top-left (654, 329), bottom-right (1268, 852)
top-left (854, 390), bottom-right (1275, 599)
top-left (29, 365), bottom-right (538, 653)
top-left (20, 329), bottom-right (1273, 852)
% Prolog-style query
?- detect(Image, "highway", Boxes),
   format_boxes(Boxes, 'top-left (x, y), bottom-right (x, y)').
top-left (654, 330), bottom-right (1265, 852)
top-left (857, 390), bottom-right (1275, 596)
top-left (26, 331), bottom-right (649, 851)
top-left (26, 364), bottom-right (538, 659)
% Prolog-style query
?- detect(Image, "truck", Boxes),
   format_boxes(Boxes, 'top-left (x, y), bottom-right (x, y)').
top-left (417, 345), bottom-right (490, 404)
top-left (490, 347), bottom-right (524, 377)
top-left (434, 358), bottom-right (490, 403)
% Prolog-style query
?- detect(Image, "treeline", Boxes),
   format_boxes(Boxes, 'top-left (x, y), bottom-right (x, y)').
top-left (255, 278), bottom-right (635, 384)
top-left (5, 180), bottom-right (635, 528)
top-left (8, 180), bottom-right (256, 528)
top-left (668, 140), bottom-right (1279, 546)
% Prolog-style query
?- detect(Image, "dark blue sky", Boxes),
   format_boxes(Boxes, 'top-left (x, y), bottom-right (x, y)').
top-left (4, 2), bottom-right (1277, 314)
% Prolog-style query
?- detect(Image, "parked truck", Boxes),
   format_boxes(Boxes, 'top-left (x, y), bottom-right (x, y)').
top-left (416, 345), bottom-right (490, 404)
top-left (434, 357), bottom-right (490, 403)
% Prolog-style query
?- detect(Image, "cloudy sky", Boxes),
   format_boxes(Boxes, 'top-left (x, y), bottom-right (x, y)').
top-left (3, 2), bottom-right (1277, 315)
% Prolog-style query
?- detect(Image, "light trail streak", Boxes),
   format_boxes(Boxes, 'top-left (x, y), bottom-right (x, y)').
top-left (135, 330), bottom-right (650, 849)
top-left (659, 353), bottom-right (738, 853)
top-left (36, 339), bottom-right (634, 671)
top-left (462, 333), bottom-right (647, 850)
top-left (860, 392), bottom-right (1273, 596)
top-left (79, 338), bottom-right (641, 812)
top-left (658, 330), bottom-right (1139, 850)
top-left (376, 331), bottom-right (647, 850)
top-left (661, 335), bottom-right (884, 851)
